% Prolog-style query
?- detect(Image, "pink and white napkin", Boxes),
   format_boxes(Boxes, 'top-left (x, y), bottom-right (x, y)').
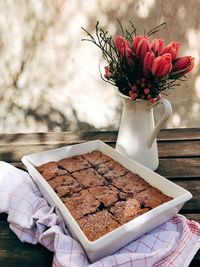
top-left (0, 161), bottom-right (200, 267)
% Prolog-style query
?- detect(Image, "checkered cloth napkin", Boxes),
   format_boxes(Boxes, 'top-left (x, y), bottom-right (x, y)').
top-left (0, 161), bottom-right (200, 267)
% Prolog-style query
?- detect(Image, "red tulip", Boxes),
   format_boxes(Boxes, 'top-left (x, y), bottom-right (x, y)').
top-left (151, 39), bottom-right (164, 56)
top-left (151, 53), bottom-right (172, 77)
top-left (115, 35), bottom-right (132, 58)
top-left (160, 42), bottom-right (180, 60)
top-left (170, 56), bottom-right (195, 77)
top-left (132, 36), bottom-right (143, 51)
top-left (132, 35), bottom-right (150, 61)
top-left (115, 35), bottom-right (135, 66)
top-left (143, 51), bottom-right (155, 76)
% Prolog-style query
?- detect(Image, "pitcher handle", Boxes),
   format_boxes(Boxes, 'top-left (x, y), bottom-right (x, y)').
top-left (147, 97), bottom-right (172, 147)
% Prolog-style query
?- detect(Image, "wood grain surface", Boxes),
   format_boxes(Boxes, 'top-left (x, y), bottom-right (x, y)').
top-left (0, 128), bottom-right (199, 266)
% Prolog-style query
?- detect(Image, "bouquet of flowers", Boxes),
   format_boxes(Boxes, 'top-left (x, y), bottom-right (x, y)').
top-left (82, 21), bottom-right (194, 103)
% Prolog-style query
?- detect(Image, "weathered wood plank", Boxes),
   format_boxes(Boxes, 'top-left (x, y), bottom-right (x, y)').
top-left (0, 221), bottom-right (53, 267)
top-left (158, 140), bottom-right (200, 158)
top-left (158, 128), bottom-right (200, 141)
top-left (0, 131), bottom-right (118, 145)
top-left (0, 129), bottom-right (200, 161)
top-left (0, 128), bottom-right (199, 147)
top-left (174, 180), bottom-right (200, 214)
top-left (189, 251), bottom-right (200, 267)
top-left (157, 158), bottom-right (200, 178)
top-left (174, 180), bottom-right (200, 196)
top-left (183, 214), bottom-right (200, 223)
top-left (181, 199), bottom-right (200, 214)
top-left (1, 141), bottom-right (200, 162)
top-left (0, 144), bottom-right (64, 162)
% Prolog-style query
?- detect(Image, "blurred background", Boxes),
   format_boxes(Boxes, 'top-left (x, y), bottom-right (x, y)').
top-left (0, 0), bottom-right (199, 133)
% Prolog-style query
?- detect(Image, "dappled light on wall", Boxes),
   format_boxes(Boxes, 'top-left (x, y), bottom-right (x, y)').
top-left (186, 29), bottom-right (200, 67)
top-left (0, 0), bottom-right (199, 132)
top-left (172, 113), bottom-right (181, 127)
top-left (195, 76), bottom-right (200, 99)
top-left (136, 0), bottom-right (155, 18)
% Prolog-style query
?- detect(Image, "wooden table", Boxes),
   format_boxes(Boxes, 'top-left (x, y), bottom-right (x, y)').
top-left (0, 128), bottom-right (200, 266)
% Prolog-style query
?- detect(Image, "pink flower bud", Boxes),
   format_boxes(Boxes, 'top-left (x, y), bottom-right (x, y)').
top-left (132, 35), bottom-right (150, 61)
top-left (170, 56), bottom-right (195, 77)
top-left (141, 94), bottom-right (146, 99)
top-left (151, 39), bottom-right (165, 56)
top-left (147, 94), bottom-right (151, 100)
top-left (132, 85), bottom-right (137, 92)
top-left (149, 98), bottom-right (155, 104)
top-left (160, 42), bottom-right (180, 61)
top-left (143, 51), bottom-right (155, 76)
top-left (129, 91), bottom-right (137, 100)
top-left (151, 53), bottom-right (172, 77)
top-left (144, 88), bottom-right (150, 94)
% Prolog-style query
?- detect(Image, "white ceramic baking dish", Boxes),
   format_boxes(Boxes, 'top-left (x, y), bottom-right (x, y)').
top-left (21, 140), bottom-right (192, 263)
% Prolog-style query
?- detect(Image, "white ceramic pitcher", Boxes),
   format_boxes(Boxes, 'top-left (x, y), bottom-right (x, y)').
top-left (115, 94), bottom-right (172, 171)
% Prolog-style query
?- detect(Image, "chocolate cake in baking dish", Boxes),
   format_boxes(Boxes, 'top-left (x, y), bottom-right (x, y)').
top-left (37, 151), bottom-right (172, 241)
